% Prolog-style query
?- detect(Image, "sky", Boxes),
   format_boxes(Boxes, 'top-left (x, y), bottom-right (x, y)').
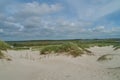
top-left (0, 0), bottom-right (120, 41)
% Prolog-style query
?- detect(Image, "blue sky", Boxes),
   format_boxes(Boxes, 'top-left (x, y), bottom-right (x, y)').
top-left (0, 0), bottom-right (120, 40)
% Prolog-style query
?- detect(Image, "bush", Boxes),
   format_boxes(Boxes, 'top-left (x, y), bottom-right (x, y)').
top-left (40, 42), bottom-right (91, 57)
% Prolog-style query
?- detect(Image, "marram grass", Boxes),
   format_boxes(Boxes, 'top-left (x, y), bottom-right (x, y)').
top-left (40, 42), bottom-right (92, 57)
top-left (0, 40), bottom-right (10, 59)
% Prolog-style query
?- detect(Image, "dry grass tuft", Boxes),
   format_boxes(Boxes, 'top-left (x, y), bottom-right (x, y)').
top-left (97, 54), bottom-right (113, 61)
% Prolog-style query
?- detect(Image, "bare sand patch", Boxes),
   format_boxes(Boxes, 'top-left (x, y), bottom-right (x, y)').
top-left (0, 46), bottom-right (120, 80)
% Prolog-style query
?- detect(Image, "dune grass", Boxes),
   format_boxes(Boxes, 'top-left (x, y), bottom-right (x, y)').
top-left (113, 44), bottom-right (120, 50)
top-left (0, 40), bottom-right (11, 59)
top-left (0, 51), bottom-right (4, 59)
top-left (97, 54), bottom-right (113, 61)
top-left (8, 39), bottom-right (120, 50)
top-left (0, 40), bottom-right (10, 51)
top-left (40, 42), bottom-right (92, 57)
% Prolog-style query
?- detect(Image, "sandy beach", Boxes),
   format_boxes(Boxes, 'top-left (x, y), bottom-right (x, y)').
top-left (0, 46), bottom-right (120, 80)
top-left (0, 0), bottom-right (119, 80)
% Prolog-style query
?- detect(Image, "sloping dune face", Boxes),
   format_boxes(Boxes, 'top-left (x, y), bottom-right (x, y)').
top-left (90, 46), bottom-right (120, 68)
top-left (0, 46), bottom-right (120, 80)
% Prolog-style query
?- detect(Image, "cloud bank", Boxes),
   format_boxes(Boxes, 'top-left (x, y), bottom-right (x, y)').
top-left (0, 0), bottom-right (120, 40)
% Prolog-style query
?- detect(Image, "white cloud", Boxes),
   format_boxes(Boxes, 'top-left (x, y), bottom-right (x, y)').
top-left (14, 2), bottom-right (63, 17)
top-left (87, 26), bottom-right (120, 35)
top-left (0, 13), bottom-right (6, 21)
top-left (0, 0), bottom-right (120, 40)
top-left (87, 26), bottom-right (109, 34)
top-left (92, 26), bottom-right (105, 32)
top-left (65, 0), bottom-right (120, 20)
top-left (16, 23), bottom-right (24, 31)
top-left (95, 0), bottom-right (120, 19)
top-left (4, 21), bottom-right (24, 31)
top-left (23, 16), bottom-right (42, 28)
top-left (0, 29), bottom-right (3, 33)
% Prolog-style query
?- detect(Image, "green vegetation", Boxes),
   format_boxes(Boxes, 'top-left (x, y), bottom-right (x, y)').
top-left (0, 39), bottom-right (119, 58)
top-left (41, 42), bottom-right (92, 57)
top-left (7, 39), bottom-right (120, 50)
top-left (114, 46), bottom-right (120, 50)
top-left (113, 44), bottom-right (120, 50)
top-left (0, 40), bottom-right (10, 51)
top-left (0, 40), bottom-right (10, 59)
top-left (13, 47), bottom-right (30, 50)
top-left (5, 39), bottom-right (120, 57)
top-left (0, 51), bottom-right (4, 59)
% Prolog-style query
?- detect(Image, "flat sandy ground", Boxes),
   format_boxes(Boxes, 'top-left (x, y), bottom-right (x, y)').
top-left (0, 46), bottom-right (120, 80)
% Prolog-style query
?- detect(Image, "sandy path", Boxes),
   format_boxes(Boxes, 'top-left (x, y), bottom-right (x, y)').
top-left (0, 46), bottom-right (120, 80)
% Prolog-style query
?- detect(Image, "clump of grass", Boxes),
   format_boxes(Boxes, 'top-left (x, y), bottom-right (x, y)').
top-left (40, 42), bottom-right (92, 57)
top-left (114, 46), bottom-right (120, 50)
top-left (0, 40), bottom-right (10, 51)
top-left (41, 45), bottom-right (62, 55)
top-left (0, 40), bottom-right (11, 59)
top-left (0, 50), bottom-right (12, 61)
top-left (113, 44), bottom-right (120, 50)
top-left (0, 51), bottom-right (4, 59)
top-left (97, 54), bottom-right (113, 61)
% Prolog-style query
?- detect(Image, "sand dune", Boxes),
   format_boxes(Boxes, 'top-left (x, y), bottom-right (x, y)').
top-left (0, 46), bottom-right (120, 80)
